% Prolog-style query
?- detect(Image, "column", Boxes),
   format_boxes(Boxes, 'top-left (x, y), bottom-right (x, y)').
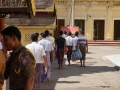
top-left (105, 8), bottom-right (113, 40)
top-left (85, 13), bottom-right (93, 40)
top-left (71, 0), bottom-right (74, 27)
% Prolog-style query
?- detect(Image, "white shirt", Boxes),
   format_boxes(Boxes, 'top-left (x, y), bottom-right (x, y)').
top-left (66, 36), bottom-right (73, 46)
top-left (0, 41), bottom-right (3, 49)
top-left (62, 34), bottom-right (67, 38)
top-left (46, 36), bottom-right (52, 43)
top-left (38, 38), bottom-right (54, 51)
top-left (72, 36), bottom-right (79, 50)
top-left (26, 42), bottom-right (46, 63)
top-left (49, 36), bottom-right (55, 48)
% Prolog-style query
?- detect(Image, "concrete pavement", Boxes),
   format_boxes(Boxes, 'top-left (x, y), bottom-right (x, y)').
top-left (41, 46), bottom-right (120, 90)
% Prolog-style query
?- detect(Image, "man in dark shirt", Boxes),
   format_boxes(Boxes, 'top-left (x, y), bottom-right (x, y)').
top-left (1, 26), bottom-right (36, 90)
top-left (55, 31), bottom-right (66, 69)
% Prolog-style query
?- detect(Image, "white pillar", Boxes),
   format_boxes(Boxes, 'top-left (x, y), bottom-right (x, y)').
top-left (71, 0), bottom-right (74, 27)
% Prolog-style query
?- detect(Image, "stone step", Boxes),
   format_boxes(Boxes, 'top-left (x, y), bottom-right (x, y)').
top-left (88, 40), bottom-right (120, 42)
top-left (88, 40), bottom-right (120, 46)
top-left (88, 44), bottom-right (120, 46)
top-left (88, 42), bottom-right (120, 44)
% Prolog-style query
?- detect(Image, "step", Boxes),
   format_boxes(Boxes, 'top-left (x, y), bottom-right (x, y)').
top-left (88, 42), bottom-right (120, 44)
top-left (88, 40), bottom-right (120, 42)
top-left (88, 44), bottom-right (120, 46)
top-left (88, 40), bottom-right (120, 46)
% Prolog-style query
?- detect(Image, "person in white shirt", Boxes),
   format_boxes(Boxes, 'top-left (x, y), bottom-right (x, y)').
top-left (38, 32), bottom-right (54, 82)
top-left (26, 33), bottom-right (47, 89)
top-left (45, 30), bottom-right (55, 64)
top-left (44, 30), bottom-right (53, 43)
top-left (62, 31), bottom-right (67, 38)
top-left (72, 31), bottom-right (79, 50)
top-left (49, 32), bottom-right (55, 63)
top-left (65, 32), bottom-right (73, 65)
top-left (49, 32), bottom-right (55, 48)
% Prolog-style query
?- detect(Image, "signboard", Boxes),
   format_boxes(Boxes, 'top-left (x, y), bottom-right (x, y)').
top-left (61, 26), bottom-right (79, 34)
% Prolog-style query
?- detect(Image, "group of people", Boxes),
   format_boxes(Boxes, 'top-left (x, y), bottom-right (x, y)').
top-left (56, 30), bottom-right (87, 69)
top-left (0, 25), bottom-right (87, 90)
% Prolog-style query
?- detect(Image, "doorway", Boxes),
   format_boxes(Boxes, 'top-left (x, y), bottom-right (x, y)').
top-left (74, 19), bottom-right (85, 34)
top-left (114, 20), bottom-right (120, 40)
top-left (94, 20), bottom-right (105, 40)
top-left (54, 19), bottom-right (65, 38)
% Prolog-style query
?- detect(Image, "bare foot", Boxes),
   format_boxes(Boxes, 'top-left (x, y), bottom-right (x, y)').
top-left (46, 77), bottom-right (51, 82)
top-left (83, 65), bottom-right (85, 67)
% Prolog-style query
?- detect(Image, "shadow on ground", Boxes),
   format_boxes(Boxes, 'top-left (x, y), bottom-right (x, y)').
top-left (41, 57), bottom-right (117, 90)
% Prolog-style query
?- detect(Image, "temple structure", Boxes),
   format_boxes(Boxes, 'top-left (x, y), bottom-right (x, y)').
top-left (4, 0), bottom-right (56, 45)
top-left (55, 0), bottom-right (120, 40)
top-left (1, 0), bottom-right (120, 42)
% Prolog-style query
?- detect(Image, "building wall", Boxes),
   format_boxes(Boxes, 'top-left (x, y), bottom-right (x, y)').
top-left (13, 26), bottom-right (54, 46)
top-left (55, 0), bottom-right (120, 40)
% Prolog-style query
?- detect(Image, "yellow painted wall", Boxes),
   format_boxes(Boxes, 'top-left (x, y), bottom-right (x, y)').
top-left (55, 0), bottom-right (120, 40)
top-left (17, 26), bottom-right (54, 46)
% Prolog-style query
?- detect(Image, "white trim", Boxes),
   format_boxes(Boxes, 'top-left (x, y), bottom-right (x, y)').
top-left (93, 18), bottom-right (106, 20)
top-left (113, 18), bottom-right (120, 20)
top-left (57, 17), bottom-right (66, 19)
top-left (74, 17), bottom-right (86, 20)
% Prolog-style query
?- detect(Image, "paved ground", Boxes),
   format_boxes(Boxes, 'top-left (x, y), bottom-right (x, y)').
top-left (41, 46), bottom-right (120, 90)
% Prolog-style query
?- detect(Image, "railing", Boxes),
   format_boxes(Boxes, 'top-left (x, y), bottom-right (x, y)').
top-left (0, 0), bottom-right (27, 7)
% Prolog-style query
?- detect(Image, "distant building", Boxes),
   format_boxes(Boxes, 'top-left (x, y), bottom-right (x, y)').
top-left (55, 0), bottom-right (120, 40)
top-left (5, 0), bottom-right (56, 45)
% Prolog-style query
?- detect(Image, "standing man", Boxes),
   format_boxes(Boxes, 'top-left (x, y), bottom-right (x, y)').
top-left (26, 33), bottom-right (47, 90)
top-left (49, 32), bottom-right (55, 63)
top-left (38, 32), bottom-right (54, 82)
top-left (72, 31), bottom-right (79, 50)
top-left (0, 49), bottom-right (5, 90)
top-left (77, 31), bottom-right (87, 67)
top-left (65, 32), bottom-right (73, 65)
top-left (1, 26), bottom-right (36, 90)
top-left (45, 30), bottom-right (54, 64)
top-left (55, 31), bottom-right (66, 69)
top-left (44, 30), bottom-right (53, 43)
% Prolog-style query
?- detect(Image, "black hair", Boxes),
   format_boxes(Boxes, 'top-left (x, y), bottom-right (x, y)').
top-left (1, 26), bottom-right (21, 41)
top-left (68, 32), bottom-right (72, 36)
top-left (40, 32), bottom-right (46, 38)
top-left (35, 33), bottom-right (39, 38)
top-left (44, 30), bottom-right (49, 36)
top-left (49, 32), bottom-right (52, 36)
top-left (80, 30), bottom-right (84, 35)
top-left (59, 31), bottom-right (63, 35)
top-left (31, 33), bottom-right (38, 41)
top-left (64, 31), bottom-right (67, 35)
top-left (75, 31), bottom-right (79, 36)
